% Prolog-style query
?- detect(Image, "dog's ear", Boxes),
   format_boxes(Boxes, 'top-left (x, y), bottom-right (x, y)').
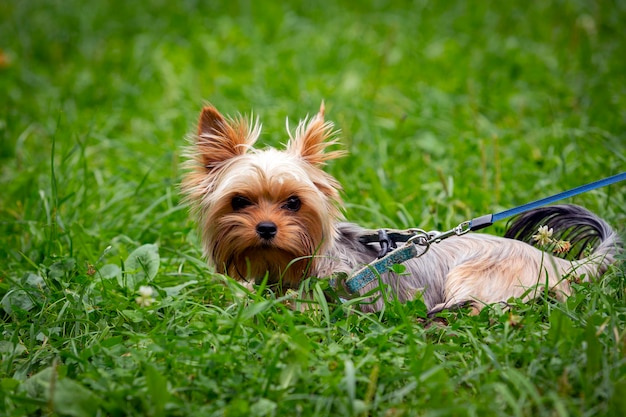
top-left (287, 102), bottom-right (346, 166)
top-left (196, 105), bottom-right (260, 170)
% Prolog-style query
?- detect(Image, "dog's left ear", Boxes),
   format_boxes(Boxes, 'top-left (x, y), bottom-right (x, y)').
top-left (196, 106), bottom-right (260, 170)
top-left (287, 102), bottom-right (346, 165)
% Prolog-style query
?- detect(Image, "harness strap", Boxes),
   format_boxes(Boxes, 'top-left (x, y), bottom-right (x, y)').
top-left (343, 243), bottom-right (420, 294)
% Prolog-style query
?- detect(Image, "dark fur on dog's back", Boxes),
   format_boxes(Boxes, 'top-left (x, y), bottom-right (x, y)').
top-left (505, 204), bottom-right (622, 267)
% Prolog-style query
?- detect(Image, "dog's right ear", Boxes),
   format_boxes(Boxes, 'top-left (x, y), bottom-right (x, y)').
top-left (287, 102), bottom-right (346, 166)
top-left (196, 106), bottom-right (260, 170)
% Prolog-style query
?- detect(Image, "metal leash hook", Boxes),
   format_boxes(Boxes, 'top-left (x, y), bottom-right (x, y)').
top-left (424, 220), bottom-right (472, 244)
top-left (389, 220), bottom-right (472, 263)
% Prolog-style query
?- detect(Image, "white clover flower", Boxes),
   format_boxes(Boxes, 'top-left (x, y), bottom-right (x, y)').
top-left (135, 285), bottom-right (156, 307)
top-left (532, 225), bottom-right (554, 246)
top-left (531, 225), bottom-right (571, 254)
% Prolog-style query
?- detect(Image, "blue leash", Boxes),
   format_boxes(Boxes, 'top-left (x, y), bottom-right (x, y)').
top-left (334, 172), bottom-right (626, 298)
top-left (469, 171), bottom-right (626, 231)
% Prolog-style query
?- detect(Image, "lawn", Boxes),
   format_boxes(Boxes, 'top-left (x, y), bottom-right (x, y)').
top-left (1, 1), bottom-right (625, 416)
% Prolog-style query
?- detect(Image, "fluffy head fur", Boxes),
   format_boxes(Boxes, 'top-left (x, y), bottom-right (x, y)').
top-left (181, 103), bottom-right (345, 288)
top-left (183, 105), bottom-right (622, 314)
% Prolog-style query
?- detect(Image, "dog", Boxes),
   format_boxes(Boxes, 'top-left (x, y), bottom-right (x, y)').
top-left (181, 104), bottom-right (622, 314)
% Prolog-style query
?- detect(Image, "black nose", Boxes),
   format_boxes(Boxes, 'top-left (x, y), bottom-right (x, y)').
top-left (256, 221), bottom-right (278, 240)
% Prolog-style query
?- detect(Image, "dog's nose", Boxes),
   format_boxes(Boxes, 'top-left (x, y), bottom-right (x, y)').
top-left (256, 221), bottom-right (278, 240)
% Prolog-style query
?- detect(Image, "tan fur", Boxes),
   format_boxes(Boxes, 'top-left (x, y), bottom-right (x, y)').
top-left (286, 102), bottom-right (347, 166)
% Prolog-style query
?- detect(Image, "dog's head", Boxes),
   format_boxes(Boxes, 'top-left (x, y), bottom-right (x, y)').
top-left (182, 104), bottom-right (345, 287)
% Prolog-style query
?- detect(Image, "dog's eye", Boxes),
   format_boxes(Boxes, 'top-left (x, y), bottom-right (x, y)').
top-left (231, 196), bottom-right (253, 211)
top-left (282, 196), bottom-right (301, 212)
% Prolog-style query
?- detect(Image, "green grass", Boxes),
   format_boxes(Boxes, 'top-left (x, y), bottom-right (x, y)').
top-left (1, 0), bottom-right (626, 415)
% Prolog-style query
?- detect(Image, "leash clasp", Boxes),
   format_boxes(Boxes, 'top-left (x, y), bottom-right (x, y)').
top-left (455, 220), bottom-right (472, 236)
top-left (414, 220), bottom-right (472, 246)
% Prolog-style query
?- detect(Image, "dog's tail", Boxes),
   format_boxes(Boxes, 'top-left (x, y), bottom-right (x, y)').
top-left (504, 204), bottom-right (622, 278)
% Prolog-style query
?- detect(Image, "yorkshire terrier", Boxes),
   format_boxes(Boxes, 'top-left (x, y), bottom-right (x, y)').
top-left (182, 104), bottom-right (622, 314)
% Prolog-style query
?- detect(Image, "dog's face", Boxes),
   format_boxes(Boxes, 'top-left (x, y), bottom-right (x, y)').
top-left (182, 104), bottom-right (345, 287)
